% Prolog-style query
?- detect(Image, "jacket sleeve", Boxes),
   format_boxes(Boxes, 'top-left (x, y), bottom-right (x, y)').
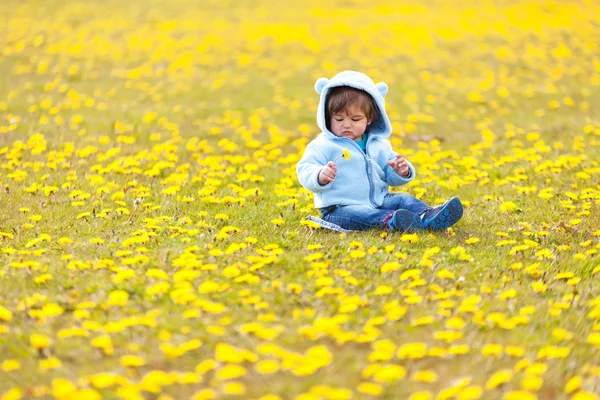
top-left (296, 142), bottom-right (333, 193)
top-left (383, 152), bottom-right (416, 186)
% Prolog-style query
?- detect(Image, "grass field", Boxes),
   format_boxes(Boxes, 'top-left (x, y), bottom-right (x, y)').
top-left (1, 0), bottom-right (600, 399)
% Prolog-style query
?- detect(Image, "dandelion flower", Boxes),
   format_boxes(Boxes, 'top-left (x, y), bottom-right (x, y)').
top-left (499, 201), bottom-right (518, 212)
top-left (334, 149), bottom-right (351, 162)
top-left (30, 333), bottom-right (51, 350)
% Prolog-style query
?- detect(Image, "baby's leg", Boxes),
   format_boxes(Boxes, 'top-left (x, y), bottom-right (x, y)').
top-left (380, 193), bottom-right (431, 215)
top-left (321, 205), bottom-right (393, 231)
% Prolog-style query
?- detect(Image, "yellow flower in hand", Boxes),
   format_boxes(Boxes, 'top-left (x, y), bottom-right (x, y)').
top-left (335, 149), bottom-right (351, 162)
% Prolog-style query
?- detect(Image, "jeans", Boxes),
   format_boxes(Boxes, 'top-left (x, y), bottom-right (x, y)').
top-left (320, 193), bottom-right (431, 231)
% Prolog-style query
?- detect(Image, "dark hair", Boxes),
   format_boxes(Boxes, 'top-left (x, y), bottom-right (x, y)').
top-left (325, 86), bottom-right (376, 129)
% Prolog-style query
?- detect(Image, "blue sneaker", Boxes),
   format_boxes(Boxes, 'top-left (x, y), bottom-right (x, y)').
top-left (422, 197), bottom-right (463, 231)
top-left (390, 209), bottom-right (424, 232)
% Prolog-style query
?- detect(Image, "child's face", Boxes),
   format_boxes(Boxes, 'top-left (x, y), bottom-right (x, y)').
top-left (329, 104), bottom-right (372, 141)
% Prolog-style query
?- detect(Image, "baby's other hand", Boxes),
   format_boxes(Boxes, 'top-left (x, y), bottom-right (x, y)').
top-left (387, 154), bottom-right (410, 177)
top-left (318, 161), bottom-right (337, 185)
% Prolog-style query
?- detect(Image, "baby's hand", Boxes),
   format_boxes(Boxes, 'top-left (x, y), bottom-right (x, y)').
top-left (318, 161), bottom-right (337, 185)
top-left (387, 154), bottom-right (410, 177)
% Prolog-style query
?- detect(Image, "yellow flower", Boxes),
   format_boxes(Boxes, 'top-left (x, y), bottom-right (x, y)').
top-left (572, 392), bottom-right (599, 400)
top-left (499, 201), bottom-right (518, 212)
top-left (90, 335), bottom-right (114, 356)
top-left (373, 365), bottom-right (407, 382)
top-left (107, 290), bottom-right (129, 307)
top-left (485, 369), bottom-right (512, 389)
top-left (334, 149), bottom-right (352, 162)
top-left (1, 388), bottom-right (22, 400)
top-left (216, 364), bottom-right (247, 380)
top-left (481, 344), bottom-right (503, 356)
top-left (564, 375), bottom-right (582, 394)
top-left (520, 376), bottom-right (543, 391)
top-left (525, 362), bottom-right (547, 376)
top-left (350, 250), bottom-right (366, 259)
top-left (193, 389), bottom-right (216, 400)
top-left (1, 359), bottom-right (21, 372)
top-left (409, 392), bottom-right (432, 400)
top-left (51, 378), bottom-right (77, 398)
top-left (30, 333), bottom-right (51, 350)
top-left (412, 370), bottom-right (438, 383)
top-left (400, 233), bottom-right (419, 243)
top-left (120, 355), bottom-right (145, 367)
top-left (357, 382), bottom-right (383, 396)
top-left (531, 281), bottom-right (547, 293)
top-left (437, 269), bottom-right (455, 280)
top-left (380, 262), bottom-right (401, 273)
top-left (256, 360), bottom-right (279, 374)
top-left (39, 357), bottom-right (62, 370)
top-left (503, 391), bottom-right (537, 400)
top-left (552, 328), bottom-right (573, 341)
top-left (458, 386), bottom-right (483, 399)
top-left (505, 346), bottom-right (525, 357)
top-left (397, 342), bottom-right (427, 359)
top-left (0, 306), bottom-right (12, 322)
top-left (223, 382), bottom-right (246, 395)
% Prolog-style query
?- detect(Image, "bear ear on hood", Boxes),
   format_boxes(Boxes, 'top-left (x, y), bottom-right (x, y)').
top-left (315, 78), bottom-right (329, 94)
top-left (376, 82), bottom-right (388, 97)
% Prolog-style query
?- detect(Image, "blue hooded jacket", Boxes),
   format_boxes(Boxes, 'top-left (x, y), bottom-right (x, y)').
top-left (296, 70), bottom-right (416, 209)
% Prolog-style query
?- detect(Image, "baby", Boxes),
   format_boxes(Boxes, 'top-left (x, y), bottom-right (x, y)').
top-left (296, 70), bottom-right (463, 232)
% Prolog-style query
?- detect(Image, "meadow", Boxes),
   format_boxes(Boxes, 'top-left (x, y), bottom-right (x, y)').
top-left (1, 0), bottom-right (600, 398)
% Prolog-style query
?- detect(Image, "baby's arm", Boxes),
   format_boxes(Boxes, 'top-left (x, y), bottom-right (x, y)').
top-left (296, 144), bottom-right (335, 192)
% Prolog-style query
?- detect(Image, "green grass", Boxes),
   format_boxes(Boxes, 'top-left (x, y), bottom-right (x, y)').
top-left (1, 0), bottom-right (600, 399)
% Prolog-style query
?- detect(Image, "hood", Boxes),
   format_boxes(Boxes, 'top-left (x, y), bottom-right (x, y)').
top-left (315, 70), bottom-right (392, 139)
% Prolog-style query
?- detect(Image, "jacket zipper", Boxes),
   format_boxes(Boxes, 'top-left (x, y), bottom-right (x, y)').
top-left (345, 137), bottom-right (377, 207)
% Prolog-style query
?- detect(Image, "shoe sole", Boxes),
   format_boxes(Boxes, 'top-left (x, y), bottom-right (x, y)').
top-left (393, 210), bottom-right (425, 232)
top-left (426, 197), bottom-right (463, 231)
